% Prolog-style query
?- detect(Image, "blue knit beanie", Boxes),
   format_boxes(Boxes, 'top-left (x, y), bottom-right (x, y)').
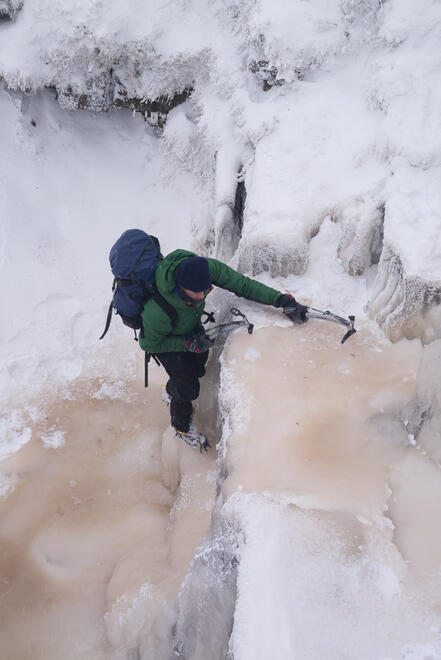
top-left (176, 257), bottom-right (211, 291)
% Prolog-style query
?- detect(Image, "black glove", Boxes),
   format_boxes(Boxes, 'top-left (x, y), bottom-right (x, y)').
top-left (185, 330), bottom-right (215, 353)
top-left (276, 294), bottom-right (308, 324)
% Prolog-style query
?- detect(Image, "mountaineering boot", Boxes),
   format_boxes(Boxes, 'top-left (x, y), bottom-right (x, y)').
top-left (162, 385), bottom-right (172, 406)
top-left (175, 423), bottom-right (210, 452)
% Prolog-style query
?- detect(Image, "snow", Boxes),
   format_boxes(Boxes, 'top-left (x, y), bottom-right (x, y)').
top-left (1, 1), bottom-right (440, 325)
top-left (385, 165), bottom-right (441, 281)
top-left (0, 412), bottom-right (32, 460)
top-left (0, 84), bottom-right (209, 409)
top-left (39, 428), bottom-right (66, 449)
top-left (243, 347), bottom-right (260, 362)
top-left (227, 494), bottom-right (440, 660)
top-left (2, 0), bottom-right (441, 658)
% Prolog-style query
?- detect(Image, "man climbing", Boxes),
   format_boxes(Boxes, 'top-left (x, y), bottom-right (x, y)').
top-left (139, 249), bottom-right (308, 451)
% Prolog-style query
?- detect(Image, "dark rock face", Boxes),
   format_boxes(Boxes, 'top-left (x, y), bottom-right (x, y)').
top-left (57, 73), bottom-right (115, 113)
top-left (0, 0), bottom-right (23, 20)
top-left (112, 87), bottom-right (192, 128)
top-left (249, 59), bottom-right (284, 91)
top-left (233, 178), bottom-right (246, 236)
top-left (56, 71), bottom-right (192, 127)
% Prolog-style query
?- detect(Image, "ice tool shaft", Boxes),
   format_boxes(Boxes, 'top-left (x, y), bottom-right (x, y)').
top-left (305, 307), bottom-right (356, 344)
top-left (205, 307), bottom-right (254, 340)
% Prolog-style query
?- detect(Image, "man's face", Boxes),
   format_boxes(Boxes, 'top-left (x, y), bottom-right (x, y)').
top-left (180, 286), bottom-right (212, 306)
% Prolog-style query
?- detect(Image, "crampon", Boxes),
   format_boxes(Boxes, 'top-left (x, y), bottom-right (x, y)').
top-left (175, 424), bottom-right (210, 452)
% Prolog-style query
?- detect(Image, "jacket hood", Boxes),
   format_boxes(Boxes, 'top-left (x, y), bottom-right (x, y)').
top-left (156, 249), bottom-right (196, 296)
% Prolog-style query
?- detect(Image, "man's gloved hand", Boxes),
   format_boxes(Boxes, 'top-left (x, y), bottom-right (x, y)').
top-left (276, 293), bottom-right (309, 324)
top-left (185, 329), bottom-right (215, 353)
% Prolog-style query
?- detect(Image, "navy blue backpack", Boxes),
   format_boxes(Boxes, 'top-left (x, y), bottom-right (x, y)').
top-left (100, 229), bottom-right (177, 345)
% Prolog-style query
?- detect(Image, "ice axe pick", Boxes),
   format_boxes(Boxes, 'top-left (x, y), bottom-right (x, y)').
top-left (304, 307), bottom-right (356, 344)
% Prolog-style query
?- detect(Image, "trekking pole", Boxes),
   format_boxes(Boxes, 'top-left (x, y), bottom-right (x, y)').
top-left (305, 307), bottom-right (356, 344)
top-left (204, 307), bottom-right (254, 340)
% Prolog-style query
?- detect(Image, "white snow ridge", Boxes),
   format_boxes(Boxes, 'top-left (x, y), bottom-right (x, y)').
top-left (1, 1), bottom-right (441, 659)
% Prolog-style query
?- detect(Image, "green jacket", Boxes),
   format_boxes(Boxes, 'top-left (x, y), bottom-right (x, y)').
top-left (139, 249), bottom-right (282, 353)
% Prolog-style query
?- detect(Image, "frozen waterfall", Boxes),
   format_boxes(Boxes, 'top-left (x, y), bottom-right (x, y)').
top-left (2, 0), bottom-right (441, 658)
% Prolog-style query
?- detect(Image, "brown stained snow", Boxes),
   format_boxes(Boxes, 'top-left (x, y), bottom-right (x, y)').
top-left (2, 323), bottom-right (441, 658)
top-left (0, 367), bottom-right (216, 660)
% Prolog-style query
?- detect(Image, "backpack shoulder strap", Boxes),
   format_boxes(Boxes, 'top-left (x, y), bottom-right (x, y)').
top-left (150, 286), bottom-right (178, 329)
top-left (99, 301), bottom-right (115, 340)
top-left (143, 290), bottom-right (175, 390)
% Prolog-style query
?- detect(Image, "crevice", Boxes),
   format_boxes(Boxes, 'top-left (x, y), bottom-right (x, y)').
top-left (172, 517), bottom-right (242, 660)
top-left (401, 399), bottom-right (433, 441)
top-left (214, 164), bottom-right (247, 262)
top-left (310, 223), bottom-right (320, 240)
top-left (370, 201), bottom-right (385, 265)
top-left (112, 87), bottom-right (193, 128)
top-left (232, 176), bottom-right (246, 238)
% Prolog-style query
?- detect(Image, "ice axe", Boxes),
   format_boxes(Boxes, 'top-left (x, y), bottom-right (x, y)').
top-left (204, 307), bottom-right (254, 340)
top-left (304, 307), bottom-right (356, 344)
top-left (205, 306), bottom-right (356, 344)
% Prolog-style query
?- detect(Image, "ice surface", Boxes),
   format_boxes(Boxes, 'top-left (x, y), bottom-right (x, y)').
top-left (219, 325), bottom-right (441, 658)
top-left (0, 369), bottom-right (217, 660)
top-left (227, 494), bottom-right (441, 660)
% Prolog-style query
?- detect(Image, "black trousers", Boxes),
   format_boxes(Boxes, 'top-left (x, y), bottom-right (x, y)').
top-left (156, 350), bottom-right (209, 432)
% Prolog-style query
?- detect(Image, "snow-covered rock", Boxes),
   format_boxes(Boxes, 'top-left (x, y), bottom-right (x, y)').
top-left (337, 197), bottom-right (384, 276)
top-left (0, 0), bottom-right (22, 20)
top-left (0, 0), bottom-right (214, 104)
top-left (369, 165), bottom-right (441, 342)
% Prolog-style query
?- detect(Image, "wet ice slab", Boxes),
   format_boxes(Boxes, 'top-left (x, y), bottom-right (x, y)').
top-left (220, 323), bottom-right (441, 659)
top-left (0, 370), bottom-right (216, 660)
